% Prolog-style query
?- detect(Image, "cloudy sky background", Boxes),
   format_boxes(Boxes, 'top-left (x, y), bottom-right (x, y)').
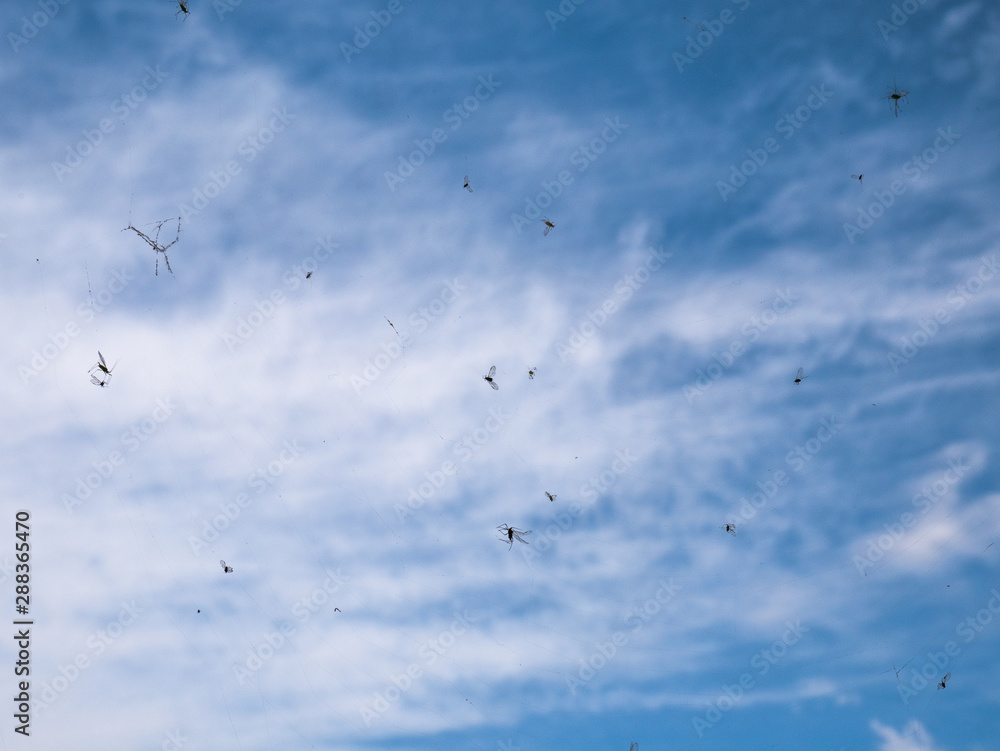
top-left (1, 0), bottom-right (999, 749)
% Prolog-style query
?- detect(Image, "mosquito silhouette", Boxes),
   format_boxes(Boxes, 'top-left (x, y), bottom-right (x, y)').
top-left (541, 218), bottom-right (555, 236)
top-left (483, 365), bottom-right (499, 390)
top-left (463, 175), bottom-right (473, 193)
top-left (497, 524), bottom-right (531, 549)
top-left (176, 0), bottom-right (189, 19)
top-left (220, 560), bottom-right (233, 573)
top-left (851, 174), bottom-right (863, 185)
top-left (124, 217), bottom-right (181, 275)
top-left (89, 351), bottom-right (119, 387)
top-left (794, 367), bottom-right (809, 383)
top-left (884, 79), bottom-right (910, 118)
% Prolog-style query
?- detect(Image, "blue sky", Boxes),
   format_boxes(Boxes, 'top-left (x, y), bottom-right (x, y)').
top-left (2, 0), bottom-right (999, 749)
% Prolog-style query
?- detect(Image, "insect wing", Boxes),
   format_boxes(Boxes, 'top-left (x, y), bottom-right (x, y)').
top-left (796, 367), bottom-right (804, 379)
top-left (90, 374), bottom-right (104, 386)
top-left (490, 380), bottom-right (499, 390)
top-left (487, 366), bottom-right (496, 378)
top-left (543, 225), bottom-right (551, 236)
top-left (97, 351), bottom-right (107, 370)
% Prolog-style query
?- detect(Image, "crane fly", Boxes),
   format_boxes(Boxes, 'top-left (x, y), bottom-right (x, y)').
top-left (483, 365), bottom-right (498, 390)
top-left (497, 524), bottom-right (531, 549)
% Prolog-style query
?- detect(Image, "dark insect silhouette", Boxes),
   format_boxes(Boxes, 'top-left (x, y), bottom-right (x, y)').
top-left (794, 367), bottom-right (808, 383)
top-left (545, 491), bottom-right (556, 502)
top-left (483, 365), bottom-right (499, 390)
top-left (306, 271), bottom-right (312, 278)
top-left (851, 174), bottom-right (863, 185)
top-left (497, 524), bottom-right (531, 549)
top-left (89, 351), bottom-right (118, 387)
top-left (938, 673), bottom-right (950, 690)
top-left (528, 368), bottom-right (536, 379)
top-left (541, 218), bottom-right (555, 236)
top-left (682, 16), bottom-right (706, 31)
top-left (722, 523), bottom-right (736, 536)
top-left (884, 79), bottom-right (910, 118)
top-left (630, 744), bottom-right (639, 751)
top-left (220, 560), bottom-right (233, 573)
top-left (176, 0), bottom-right (189, 18)
top-left (463, 175), bottom-right (473, 193)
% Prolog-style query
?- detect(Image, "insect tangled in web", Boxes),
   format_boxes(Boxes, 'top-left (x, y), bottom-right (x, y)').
top-left (89, 351), bottom-right (118, 387)
top-left (124, 216), bottom-right (181, 276)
